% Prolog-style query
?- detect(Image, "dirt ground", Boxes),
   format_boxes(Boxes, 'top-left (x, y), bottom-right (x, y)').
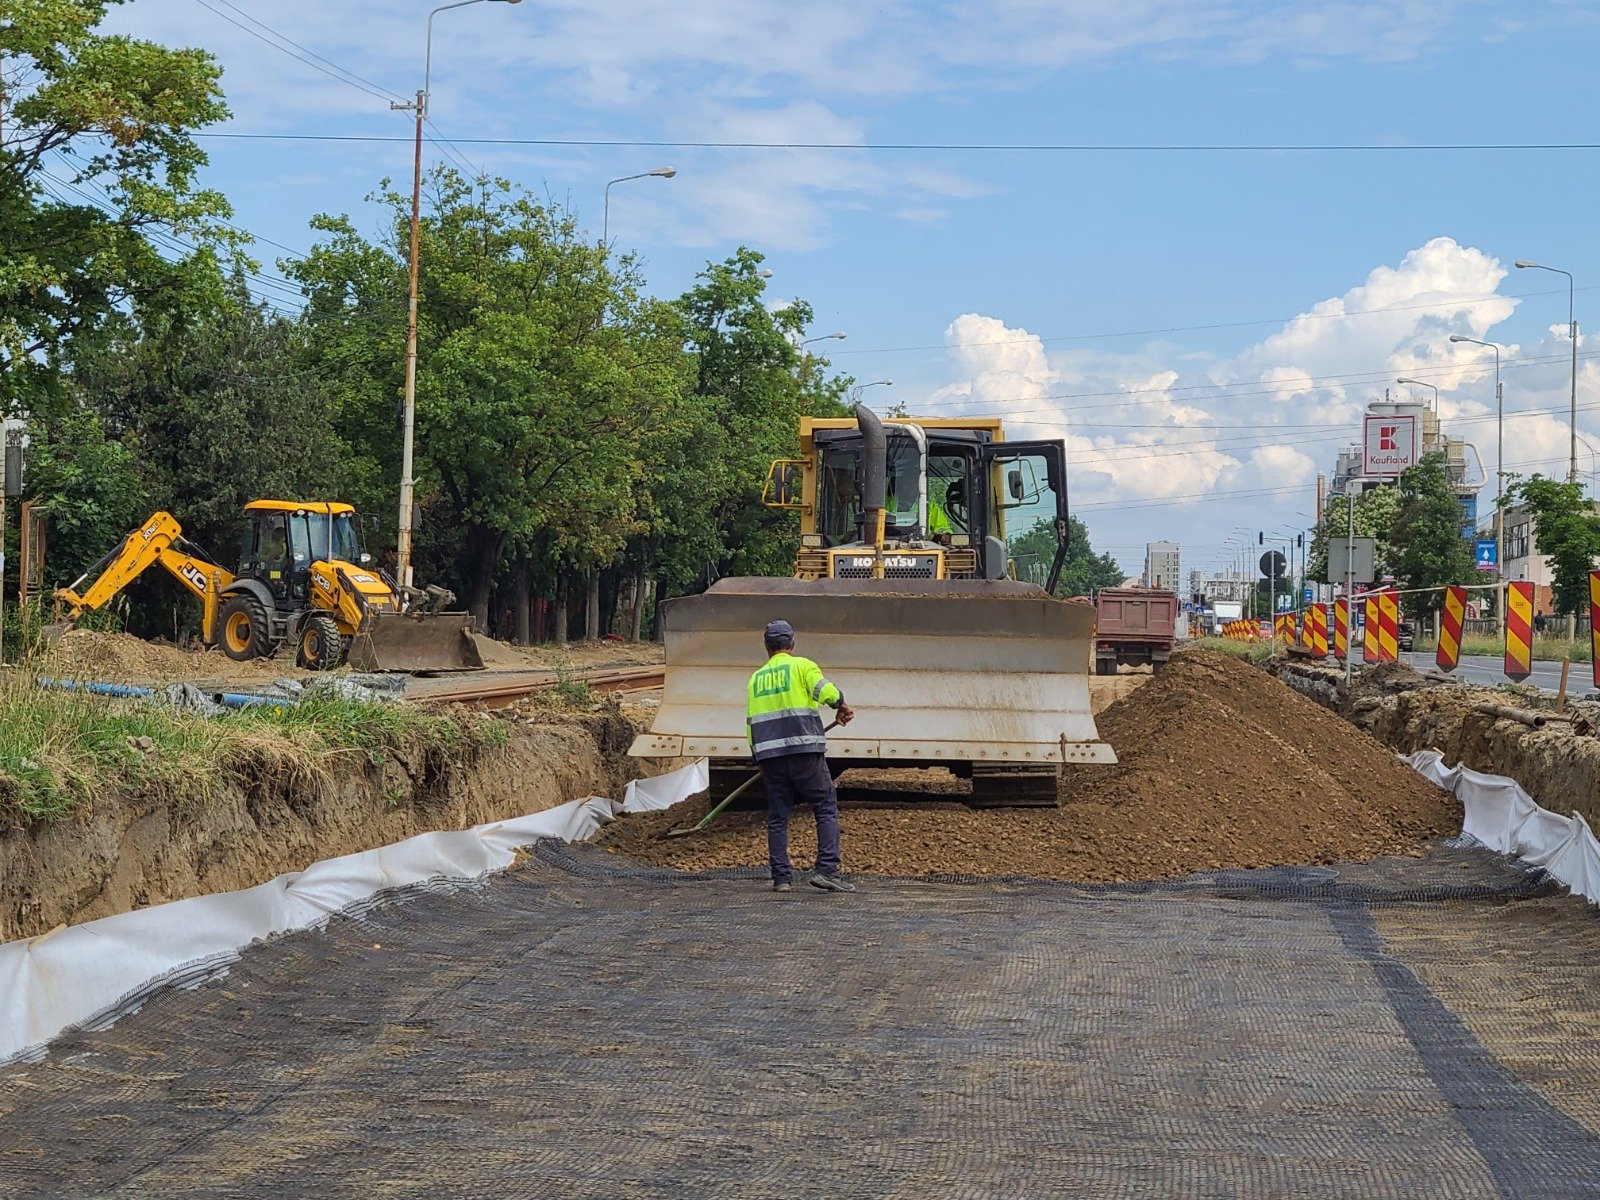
top-left (600, 648), bottom-right (1461, 883)
top-left (31, 628), bottom-right (663, 687)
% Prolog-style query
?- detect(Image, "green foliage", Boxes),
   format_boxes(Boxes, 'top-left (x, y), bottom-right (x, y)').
top-left (0, 677), bottom-right (502, 823)
top-left (1309, 483), bottom-right (1401, 582)
top-left (23, 402), bottom-right (145, 582)
top-left (1389, 452), bottom-right (1475, 617)
top-left (1, 0), bottom-right (234, 417)
top-left (1504, 474), bottom-right (1600, 616)
top-left (1009, 515), bottom-right (1124, 596)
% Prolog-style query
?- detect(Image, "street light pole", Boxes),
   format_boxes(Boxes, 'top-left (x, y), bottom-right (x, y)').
top-left (1451, 334), bottom-right (1503, 632)
top-left (1516, 260), bottom-right (1579, 484)
top-left (1395, 377), bottom-right (1440, 437)
top-left (393, 0), bottom-right (522, 590)
top-left (801, 332), bottom-right (848, 346)
top-left (602, 166), bottom-right (677, 244)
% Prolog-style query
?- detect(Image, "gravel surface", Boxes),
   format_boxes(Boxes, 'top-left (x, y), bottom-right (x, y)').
top-left (600, 648), bottom-right (1460, 882)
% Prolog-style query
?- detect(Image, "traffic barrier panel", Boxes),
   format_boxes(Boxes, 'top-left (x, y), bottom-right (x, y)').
top-left (1333, 598), bottom-right (1348, 660)
top-left (1505, 580), bottom-right (1534, 682)
top-left (1362, 595), bottom-right (1380, 663)
top-left (1592, 572), bottom-right (1600, 691)
top-left (1309, 603), bottom-right (1329, 658)
top-left (1436, 586), bottom-right (1466, 673)
top-left (1375, 590), bottom-right (1399, 663)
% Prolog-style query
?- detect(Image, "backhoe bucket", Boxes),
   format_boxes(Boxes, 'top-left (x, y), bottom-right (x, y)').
top-left (630, 577), bottom-right (1115, 771)
top-left (345, 612), bottom-right (485, 674)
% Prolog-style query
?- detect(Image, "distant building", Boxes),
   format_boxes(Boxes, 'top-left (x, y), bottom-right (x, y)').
top-left (1324, 396), bottom-right (1481, 532)
top-left (1143, 541), bottom-right (1180, 591)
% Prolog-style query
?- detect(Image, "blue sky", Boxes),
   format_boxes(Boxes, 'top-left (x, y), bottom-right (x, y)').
top-left (105, 0), bottom-right (1600, 577)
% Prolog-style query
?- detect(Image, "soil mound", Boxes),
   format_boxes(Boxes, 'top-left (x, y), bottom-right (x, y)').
top-left (37, 629), bottom-right (298, 683)
top-left (601, 648), bottom-right (1460, 883)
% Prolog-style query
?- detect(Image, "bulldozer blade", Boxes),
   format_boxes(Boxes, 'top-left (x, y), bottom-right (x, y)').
top-left (629, 578), bottom-right (1115, 772)
top-left (345, 613), bottom-right (485, 674)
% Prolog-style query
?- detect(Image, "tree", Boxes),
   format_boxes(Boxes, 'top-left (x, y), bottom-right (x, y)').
top-left (1009, 515), bottom-right (1123, 596)
top-left (1504, 474), bottom-right (1600, 618)
top-left (1, 0), bottom-right (233, 417)
top-left (1309, 483), bottom-right (1401, 583)
top-left (292, 170), bottom-right (687, 627)
top-left (1388, 452), bottom-right (1475, 619)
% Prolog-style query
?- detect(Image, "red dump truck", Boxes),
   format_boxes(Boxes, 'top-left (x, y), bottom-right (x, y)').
top-left (1093, 587), bottom-right (1178, 675)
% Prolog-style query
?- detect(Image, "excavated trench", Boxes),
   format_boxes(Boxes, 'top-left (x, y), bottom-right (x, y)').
top-left (0, 705), bottom-right (637, 944)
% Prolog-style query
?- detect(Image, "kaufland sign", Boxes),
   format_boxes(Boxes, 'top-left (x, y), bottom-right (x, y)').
top-left (1363, 414), bottom-right (1419, 477)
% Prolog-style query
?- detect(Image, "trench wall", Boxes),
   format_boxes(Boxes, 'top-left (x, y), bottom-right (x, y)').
top-left (1271, 660), bottom-right (1600, 829)
top-left (0, 712), bottom-right (638, 944)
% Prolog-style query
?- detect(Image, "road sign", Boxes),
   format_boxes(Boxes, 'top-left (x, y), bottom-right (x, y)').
top-left (1259, 550), bottom-right (1286, 577)
top-left (1276, 594), bottom-right (1293, 612)
top-left (1363, 413), bottom-right (1419, 477)
top-left (1303, 587), bottom-right (1314, 603)
top-left (1474, 538), bottom-right (1497, 571)
top-left (1326, 537), bottom-right (1376, 585)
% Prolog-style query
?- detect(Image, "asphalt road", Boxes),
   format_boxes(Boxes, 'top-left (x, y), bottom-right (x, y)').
top-left (1400, 651), bottom-right (1596, 694)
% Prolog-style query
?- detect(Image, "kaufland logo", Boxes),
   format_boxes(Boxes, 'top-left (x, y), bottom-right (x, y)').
top-left (1379, 426), bottom-right (1399, 450)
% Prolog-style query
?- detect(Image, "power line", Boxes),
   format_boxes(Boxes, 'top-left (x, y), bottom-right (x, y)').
top-left (829, 286), bottom-right (1593, 357)
top-left (190, 132), bottom-right (1600, 153)
top-left (191, 0), bottom-right (402, 105)
top-left (204, 0), bottom-right (406, 102)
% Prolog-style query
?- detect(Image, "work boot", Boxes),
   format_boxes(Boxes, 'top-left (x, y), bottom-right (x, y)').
top-left (771, 881), bottom-right (792, 893)
top-left (809, 874), bottom-right (856, 893)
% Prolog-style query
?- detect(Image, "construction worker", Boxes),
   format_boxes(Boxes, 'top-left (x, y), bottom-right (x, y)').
top-left (746, 619), bottom-right (856, 894)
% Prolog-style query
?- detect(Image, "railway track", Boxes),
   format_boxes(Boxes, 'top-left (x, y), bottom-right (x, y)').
top-left (413, 664), bottom-right (664, 708)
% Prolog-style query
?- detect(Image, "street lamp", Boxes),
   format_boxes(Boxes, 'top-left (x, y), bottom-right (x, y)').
top-left (1450, 334), bottom-right (1504, 630)
top-left (602, 166), bottom-right (677, 244)
top-left (394, 0), bottom-right (523, 590)
top-left (852, 378), bottom-right (892, 402)
top-left (1515, 260), bottom-right (1579, 484)
top-left (1395, 376), bottom-right (1439, 419)
top-left (802, 332), bottom-right (847, 346)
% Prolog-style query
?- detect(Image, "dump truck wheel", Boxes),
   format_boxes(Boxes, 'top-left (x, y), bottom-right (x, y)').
top-left (219, 595), bottom-right (271, 662)
top-left (297, 614), bottom-right (347, 671)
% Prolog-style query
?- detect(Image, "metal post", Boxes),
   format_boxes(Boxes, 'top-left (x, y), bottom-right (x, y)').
top-left (1496, 374), bottom-right (1505, 635)
top-left (1344, 489), bottom-right (1355, 692)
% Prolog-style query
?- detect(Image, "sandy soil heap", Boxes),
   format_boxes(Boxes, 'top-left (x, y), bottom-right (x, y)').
top-left (602, 648), bottom-right (1460, 882)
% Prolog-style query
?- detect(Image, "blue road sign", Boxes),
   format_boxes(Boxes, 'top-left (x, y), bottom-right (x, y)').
top-left (1475, 538), bottom-right (1497, 571)
top-left (1303, 587), bottom-right (1314, 603)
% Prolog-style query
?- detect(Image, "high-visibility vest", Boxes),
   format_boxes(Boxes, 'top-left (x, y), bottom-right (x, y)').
top-left (746, 651), bottom-right (842, 761)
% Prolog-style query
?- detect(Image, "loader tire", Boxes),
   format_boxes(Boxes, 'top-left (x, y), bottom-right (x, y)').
top-left (219, 594), bottom-right (272, 662)
top-left (297, 614), bottom-right (347, 671)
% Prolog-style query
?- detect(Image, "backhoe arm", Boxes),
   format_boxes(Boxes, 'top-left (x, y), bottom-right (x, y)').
top-left (55, 513), bottom-right (236, 638)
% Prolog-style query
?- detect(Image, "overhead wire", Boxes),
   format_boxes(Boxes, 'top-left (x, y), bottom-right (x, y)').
top-left (190, 0), bottom-right (403, 105)
top-left (191, 133), bottom-right (1600, 153)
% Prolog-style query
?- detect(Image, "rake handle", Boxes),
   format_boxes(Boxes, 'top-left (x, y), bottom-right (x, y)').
top-left (665, 718), bottom-right (842, 839)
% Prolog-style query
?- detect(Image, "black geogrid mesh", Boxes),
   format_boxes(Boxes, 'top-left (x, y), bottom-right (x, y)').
top-left (2, 842), bottom-right (1599, 1199)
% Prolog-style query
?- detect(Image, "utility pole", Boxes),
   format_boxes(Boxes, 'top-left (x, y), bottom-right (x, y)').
top-left (393, 86), bottom-right (425, 591)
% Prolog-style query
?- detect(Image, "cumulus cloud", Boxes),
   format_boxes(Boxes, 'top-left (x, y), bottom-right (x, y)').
top-left (908, 237), bottom-right (1600, 565)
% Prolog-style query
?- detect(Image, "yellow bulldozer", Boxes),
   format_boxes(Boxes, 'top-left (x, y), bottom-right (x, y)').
top-left (54, 500), bottom-right (483, 673)
top-left (629, 405), bottom-right (1114, 806)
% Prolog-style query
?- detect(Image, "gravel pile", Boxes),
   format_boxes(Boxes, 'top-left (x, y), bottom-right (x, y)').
top-left (600, 648), bottom-right (1460, 883)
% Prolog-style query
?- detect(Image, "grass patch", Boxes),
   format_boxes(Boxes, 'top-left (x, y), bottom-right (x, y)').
top-left (1410, 632), bottom-right (1592, 662)
top-left (1193, 637), bottom-right (1277, 665)
top-left (0, 674), bottom-right (505, 824)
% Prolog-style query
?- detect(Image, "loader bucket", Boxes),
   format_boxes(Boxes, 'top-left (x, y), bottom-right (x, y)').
top-left (629, 577), bottom-right (1115, 769)
top-left (345, 612), bottom-right (485, 674)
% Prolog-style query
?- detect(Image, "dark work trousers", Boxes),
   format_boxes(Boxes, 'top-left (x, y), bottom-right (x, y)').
top-left (759, 752), bottom-right (841, 885)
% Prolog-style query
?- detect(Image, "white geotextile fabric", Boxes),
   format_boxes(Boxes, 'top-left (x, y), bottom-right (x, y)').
top-left (0, 761), bottom-right (709, 1065)
top-left (623, 759), bottom-right (710, 811)
top-left (1407, 749), bottom-right (1600, 906)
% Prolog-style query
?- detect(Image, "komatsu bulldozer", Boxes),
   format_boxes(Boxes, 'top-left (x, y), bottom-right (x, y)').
top-left (54, 501), bottom-right (483, 673)
top-left (630, 405), bottom-right (1114, 806)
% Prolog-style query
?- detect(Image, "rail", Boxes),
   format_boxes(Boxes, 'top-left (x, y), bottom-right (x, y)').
top-left (413, 664), bottom-right (664, 708)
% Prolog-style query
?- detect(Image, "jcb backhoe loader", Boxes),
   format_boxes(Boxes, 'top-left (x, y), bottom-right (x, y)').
top-left (54, 501), bottom-right (483, 673)
top-left (629, 405), bottom-right (1114, 807)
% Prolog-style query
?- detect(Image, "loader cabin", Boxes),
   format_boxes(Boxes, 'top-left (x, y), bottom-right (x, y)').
top-left (236, 501), bottom-right (373, 606)
top-left (764, 417), bottom-right (1072, 588)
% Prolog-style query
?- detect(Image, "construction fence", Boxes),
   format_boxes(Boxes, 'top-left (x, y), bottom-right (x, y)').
top-left (1220, 570), bottom-right (1600, 690)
